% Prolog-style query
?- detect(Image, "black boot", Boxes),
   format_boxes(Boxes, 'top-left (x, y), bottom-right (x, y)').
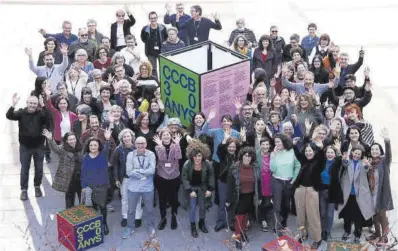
top-left (135, 219), bottom-right (142, 228)
top-left (171, 215), bottom-right (177, 229)
top-left (321, 230), bottom-right (326, 241)
top-left (191, 222), bottom-right (198, 238)
top-left (158, 218), bottom-right (167, 230)
top-left (101, 208), bottom-right (109, 235)
top-left (198, 219), bottom-right (208, 233)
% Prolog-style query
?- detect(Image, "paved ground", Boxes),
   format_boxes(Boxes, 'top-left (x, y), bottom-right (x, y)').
top-left (1, 0), bottom-right (398, 250)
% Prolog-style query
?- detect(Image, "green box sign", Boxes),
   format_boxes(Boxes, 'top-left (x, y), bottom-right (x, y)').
top-left (159, 57), bottom-right (200, 127)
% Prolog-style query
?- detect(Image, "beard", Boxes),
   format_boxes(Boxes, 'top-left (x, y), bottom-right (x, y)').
top-left (46, 62), bottom-right (54, 68)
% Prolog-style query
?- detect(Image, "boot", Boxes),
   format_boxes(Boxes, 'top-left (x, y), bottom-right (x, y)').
top-left (321, 230), bottom-right (326, 241)
top-left (342, 232), bottom-right (350, 241)
top-left (20, 190), bottom-right (28, 201)
top-left (158, 218), bottom-right (167, 230)
top-left (235, 240), bottom-right (242, 250)
top-left (35, 186), bottom-right (43, 197)
top-left (190, 222), bottom-right (198, 238)
top-left (198, 218), bottom-right (208, 233)
top-left (171, 215), bottom-right (177, 230)
top-left (101, 208), bottom-right (109, 235)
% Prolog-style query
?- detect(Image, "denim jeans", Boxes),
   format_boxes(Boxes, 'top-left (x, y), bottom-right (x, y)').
top-left (121, 178), bottom-right (143, 219)
top-left (189, 189), bottom-right (206, 223)
top-left (271, 177), bottom-right (293, 230)
top-left (127, 190), bottom-right (155, 232)
top-left (216, 180), bottom-right (231, 228)
top-left (19, 144), bottom-right (44, 190)
top-left (147, 55), bottom-right (158, 78)
top-left (319, 189), bottom-right (335, 233)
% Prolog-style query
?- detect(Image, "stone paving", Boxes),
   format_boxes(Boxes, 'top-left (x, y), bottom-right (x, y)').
top-left (1, 0), bottom-right (398, 250)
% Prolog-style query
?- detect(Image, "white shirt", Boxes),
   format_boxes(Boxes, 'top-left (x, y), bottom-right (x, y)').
top-left (60, 112), bottom-right (71, 137)
top-left (116, 24), bottom-right (126, 47)
top-left (120, 47), bottom-right (144, 73)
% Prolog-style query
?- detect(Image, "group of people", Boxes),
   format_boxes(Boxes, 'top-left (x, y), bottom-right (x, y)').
top-left (6, 2), bottom-right (394, 250)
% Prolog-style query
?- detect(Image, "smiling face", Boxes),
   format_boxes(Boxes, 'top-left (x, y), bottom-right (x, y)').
top-left (349, 129), bottom-right (360, 142)
top-left (193, 153), bottom-right (203, 165)
top-left (283, 126), bottom-right (293, 137)
top-left (260, 140), bottom-right (270, 153)
top-left (299, 96), bottom-right (309, 109)
top-left (161, 131), bottom-right (172, 145)
top-left (313, 58), bottom-right (321, 68)
top-left (340, 55), bottom-right (348, 68)
top-left (242, 105), bottom-right (253, 118)
top-left (242, 153), bottom-right (252, 165)
top-left (63, 23), bottom-right (72, 35)
top-left (325, 107), bottom-right (334, 119)
top-left (125, 98), bottom-right (135, 109)
top-left (89, 140), bottom-right (99, 153)
top-left (316, 129), bottom-right (327, 141)
top-left (27, 96), bottom-right (39, 113)
top-left (58, 98), bottom-right (68, 112)
top-left (371, 144), bottom-right (382, 158)
top-left (122, 133), bottom-right (133, 145)
top-left (100, 89), bottom-right (111, 101)
top-left (262, 39), bottom-right (269, 49)
top-left (149, 13), bottom-right (158, 25)
top-left (78, 111), bottom-right (87, 121)
top-left (297, 64), bottom-right (306, 75)
top-left (292, 52), bottom-right (301, 62)
top-left (116, 10), bottom-right (125, 22)
top-left (151, 102), bottom-right (160, 113)
top-left (67, 135), bottom-right (77, 148)
top-left (227, 142), bottom-right (237, 154)
top-left (194, 114), bottom-right (205, 127)
top-left (274, 138), bottom-right (284, 150)
top-left (254, 119), bottom-right (265, 134)
top-left (326, 147), bottom-right (336, 160)
top-left (140, 65), bottom-right (150, 77)
top-left (135, 138), bottom-right (147, 153)
top-left (141, 115), bottom-right (149, 127)
top-left (237, 37), bottom-right (245, 48)
top-left (222, 118), bottom-right (232, 130)
top-left (46, 41), bottom-right (56, 51)
top-left (305, 146), bottom-right (315, 160)
top-left (352, 149), bottom-right (362, 161)
top-left (89, 117), bottom-right (100, 131)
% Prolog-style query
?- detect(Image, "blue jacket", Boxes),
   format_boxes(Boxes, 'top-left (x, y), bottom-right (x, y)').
top-left (176, 17), bottom-right (222, 45)
top-left (301, 35), bottom-right (319, 56)
top-left (164, 13), bottom-right (191, 43)
top-left (44, 33), bottom-right (78, 46)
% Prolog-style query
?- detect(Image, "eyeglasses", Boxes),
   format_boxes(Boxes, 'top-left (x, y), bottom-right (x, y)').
top-left (80, 34), bottom-right (88, 37)
top-left (271, 30), bottom-right (278, 33)
top-left (94, 76), bottom-right (102, 79)
top-left (117, 14), bottom-right (125, 17)
top-left (141, 68), bottom-right (148, 71)
top-left (77, 54), bottom-right (86, 57)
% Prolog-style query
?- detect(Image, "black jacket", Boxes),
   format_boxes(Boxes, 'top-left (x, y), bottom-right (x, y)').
top-left (253, 48), bottom-right (278, 80)
top-left (110, 14), bottom-right (136, 49)
top-left (217, 143), bottom-right (239, 182)
top-left (327, 156), bottom-right (344, 204)
top-left (6, 107), bottom-right (51, 148)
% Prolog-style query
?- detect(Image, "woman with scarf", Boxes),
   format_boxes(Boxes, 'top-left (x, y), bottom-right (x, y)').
top-left (338, 145), bottom-right (375, 243)
top-left (214, 137), bottom-right (240, 232)
top-left (43, 130), bottom-right (83, 209)
top-left (366, 128), bottom-right (393, 243)
top-left (154, 129), bottom-right (182, 230)
top-left (112, 129), bottom-right (143, 228)
top-left (231, 35), bottom-right (253, 72)
top-left (226, 146), bottom-right (262, 250)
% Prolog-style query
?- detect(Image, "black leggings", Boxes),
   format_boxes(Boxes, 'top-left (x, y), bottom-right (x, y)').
top-left (65, 176), bottom-right (81, 209)
top-left (156, 175), bottom-right (180, 218)
top-left (341, 195), bottom-right (366, 237)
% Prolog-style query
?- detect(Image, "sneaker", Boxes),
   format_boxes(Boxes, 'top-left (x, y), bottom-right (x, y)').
top-left (149, 229), bottom-right (156, 238)
top-left (35, 186), bottom-right (43, 197)
top-left (20, 190), bottom-right (28, 201)
top-left (122, 228), bottom-right (134, 239)
top-left (107, 204), bottom-right (114, 212)
top-left (342, 232), bottom-right (350, 241)
top-left (354, 236), bottom-right (361, 243)
top-left (261, 221), bottom-right (269, 232)
top-left (310, 241), bottom-right (322, 249)
top-left (121, 218), bottom-right (127, 227)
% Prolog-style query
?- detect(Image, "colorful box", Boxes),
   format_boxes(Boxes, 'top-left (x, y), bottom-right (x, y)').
top-left (160, 41), bottom-right (251, 127)
top-left (262, 236), bottom-right (304, 251)
top-left (327, 240), bottom-right (362, 251)
top-left (56, 205), bottom-right (104, 251)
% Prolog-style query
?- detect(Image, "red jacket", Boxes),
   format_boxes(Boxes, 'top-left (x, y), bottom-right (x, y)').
top-left (46, 99), bottom-right (78, 142)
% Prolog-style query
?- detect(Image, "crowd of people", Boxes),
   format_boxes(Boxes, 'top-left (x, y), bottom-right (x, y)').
top-left (6, 2), bottom-right (394, 250)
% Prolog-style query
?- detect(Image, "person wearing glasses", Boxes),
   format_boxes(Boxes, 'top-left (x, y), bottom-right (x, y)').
top-left (68, 28), bottom-right (96, 62)
top-left (228, 18), bottom-right (257, 49)
top-left (87, 19), bottom-right (104, 47)
top-left (164, 3), bottom-right (191, 44)
top-left (269, 25), bottom-right (286, 65)
top-left (110, 6), bottom-right (136, 51)
top-left (141, 11), bottom-right (168, 78)
top-left (94, 47), bottom-right (112, 72)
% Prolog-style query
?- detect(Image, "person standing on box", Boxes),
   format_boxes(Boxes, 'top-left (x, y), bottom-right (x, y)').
top-left (140, 11), bottom-right (167, 78)
top-left (176, 5), bottom-right (222, 46)
top-left (81, 129), bottom-right (112, 236)
top-left (122, 137), bottom-right (156, 239)
top-left (43, 130), bottom-right (83, 209)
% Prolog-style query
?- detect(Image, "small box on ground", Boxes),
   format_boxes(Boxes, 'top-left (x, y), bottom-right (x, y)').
top-left (327, 240), bottom-right (362, 251)
top-left (56, 205), bottom-right (104, 251)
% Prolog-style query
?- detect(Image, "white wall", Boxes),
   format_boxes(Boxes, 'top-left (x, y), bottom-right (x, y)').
top-left (166, 45), bottom-right (209, 74)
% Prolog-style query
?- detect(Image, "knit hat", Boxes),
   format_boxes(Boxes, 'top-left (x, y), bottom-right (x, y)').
top-left (118, 128), bottom-right (135, 145)
top-left (76, 104), bottom-right (92, 116)
top-left (167, 117), bottom-right (181, 127)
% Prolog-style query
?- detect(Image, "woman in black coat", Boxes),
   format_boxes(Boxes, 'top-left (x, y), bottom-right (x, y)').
top-left (110, 8), bottom-right (136, 51)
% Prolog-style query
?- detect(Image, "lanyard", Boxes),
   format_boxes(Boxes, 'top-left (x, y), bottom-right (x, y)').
top-left (47, 67), bottom-right (55, 78)
top-left (137, 155), bottom-right (145, 169)
top-left (193, 20), bottom-right (201, 36)
top-left (70, 77), bottom-right (80, 95)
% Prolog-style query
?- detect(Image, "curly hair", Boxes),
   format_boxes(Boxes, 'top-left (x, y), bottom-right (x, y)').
top-left (237, 146), bottom-right (256, 165)
top-left (84, 137), bottom-right (104, 153)
top-left (186, 140), bottom-right (211, 161)
top-left (139, 61), bottom-right (153, 76)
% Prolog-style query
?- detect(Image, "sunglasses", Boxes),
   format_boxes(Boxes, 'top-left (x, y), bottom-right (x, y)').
top-left (80, 34), bottom-right (88, 37)
top-left (271, 30), bottom-right (278, 33)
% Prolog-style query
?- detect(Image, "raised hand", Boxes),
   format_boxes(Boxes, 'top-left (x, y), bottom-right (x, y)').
top-left (291, 114), bottom-right (298, 124)
top-left (362, 157), bottom-right (369, 166)
top-left (207, 107), bottom-right (217, 121)
top-left (292, 137), bottom-right (300, 146)
top-left (212, 12), bottom-right (220, 20)
top-left (165, 3), bottom-right (172, 13)
top-left (38, 28), bottom-right (46, 36)
top-left (240, 127), bottom-right (247, 142)
top-left (104, 127), bottom-right (112, 140)
top-left (338, 96), bottom-right (346, 108)
top-left (364, 66), bottom-right (370, 78)
top-left (305, 118), bottom-right (313, 132)
top-left (328, 79), bottom-right (335, 89)
top-left (380, 127), bottom-right (389, 140)
top-left (289, 91), bottom-right (297, 103)
top-left (12, 93), bottom-right (20, 107)
top-left (365, 80), bottom-right (373, 91)
top-left (153, 135), bottom-right (162, 146)
top-left (42, 129), bottom-right (53, 140)
top-left (342, 152), bottom-right (348, 161)
top-left (333, 139), bottom-right (341, 152)
top-left (173, 133), bottom-right (182, 145)
top-left (108, 73), bottom-right (115, 84)
top-left (60, 43), bottom-right (68, 55)
top-left (127, 107), bottom-right (135, 119)
top-left (25, 48), bottom-right (33, 58)
top-left (232, 97), bottom-right (242, 111)
top-left (270, 78), bottom-right (276, 87)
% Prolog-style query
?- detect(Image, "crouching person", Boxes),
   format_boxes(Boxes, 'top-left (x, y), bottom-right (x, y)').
top-left (122, 136), bottom-right (156, 239)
